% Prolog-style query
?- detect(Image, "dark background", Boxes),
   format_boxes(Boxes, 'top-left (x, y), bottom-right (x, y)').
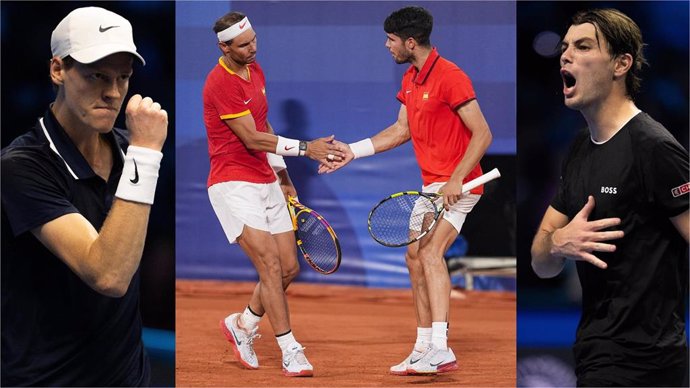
top-left (516, 2), bottom-right (689, 386)
top-left (1, 2), bottom-right (175, 385)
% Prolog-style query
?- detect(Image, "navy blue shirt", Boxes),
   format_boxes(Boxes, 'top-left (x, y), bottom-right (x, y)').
top-left (552, 112), bottom-right (689, 385)
top-left (1, 108), bottom-right (150, 386)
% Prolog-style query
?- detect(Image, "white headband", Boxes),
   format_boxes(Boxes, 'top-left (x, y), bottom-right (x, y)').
top-left (217, 17), bottom-right (252, 42)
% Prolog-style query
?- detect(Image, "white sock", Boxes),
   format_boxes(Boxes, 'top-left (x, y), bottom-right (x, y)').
top-left (414, 327), bottom-right (432, 351)
top-left (239, 306), bottom-right (262, 331)
top-left (276, 331), bottom-right (300, 355)
top-left (431, 321), bottom-right (448, 350)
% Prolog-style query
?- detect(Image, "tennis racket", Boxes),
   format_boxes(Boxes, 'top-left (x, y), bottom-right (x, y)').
top-left (287, 196), bottom-right (342, 275)
top-left (368, 168), bottom-right (501, 247)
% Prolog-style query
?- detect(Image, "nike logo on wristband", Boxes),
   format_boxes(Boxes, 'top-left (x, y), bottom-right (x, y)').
top-left (130, 159), bottom-right (140, 184)
top-left (284, 146), bottom-right (295, 151)
top-left (99, 25), bottom-right (120, 33)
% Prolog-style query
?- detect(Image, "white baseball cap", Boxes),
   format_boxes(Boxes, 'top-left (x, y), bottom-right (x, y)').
top-left (51, 7), bottom-right (146, 65)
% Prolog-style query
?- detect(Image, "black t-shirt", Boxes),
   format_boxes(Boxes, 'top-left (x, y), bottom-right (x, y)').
top-left (1, 109), bottom-right (150, 386)
top-left (552, 112), bottom-right (689, 385)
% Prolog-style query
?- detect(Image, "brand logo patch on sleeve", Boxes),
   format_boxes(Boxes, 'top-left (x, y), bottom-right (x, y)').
top-left (671, 182), bottom-right (690, 198)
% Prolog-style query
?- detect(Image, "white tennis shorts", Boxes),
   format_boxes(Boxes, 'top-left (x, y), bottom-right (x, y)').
top-left (208, 180), bottom-right (293, 244)
top-left (409, 181), bottom-right (481, 233)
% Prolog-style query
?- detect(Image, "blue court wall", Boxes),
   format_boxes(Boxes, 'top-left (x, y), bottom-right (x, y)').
top-left (176, 1), bottom-right (516, 287)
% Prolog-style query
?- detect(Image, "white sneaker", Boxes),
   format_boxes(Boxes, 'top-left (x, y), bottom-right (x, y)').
top-left (390, 347), bottom-right (426, 376)
top-left (219, 313), bottom-right (261, 369)
top-left (282, 345), bottom-right (313, 377)
top-left (406, 344), bottom-right (459, 375)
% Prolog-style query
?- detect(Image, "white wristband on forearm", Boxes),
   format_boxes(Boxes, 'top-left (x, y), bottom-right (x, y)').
top-left (115, 146), bottom-right (163, 205)
top-left (266, 153), bottom-right (287, 173)
top-left (349, 138), bottom-right (375, 159)
top-left (276, 136), bottom-right (301, 156)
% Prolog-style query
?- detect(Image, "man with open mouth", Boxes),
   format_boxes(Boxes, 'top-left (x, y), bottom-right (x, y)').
top-left (530, 8), bottom-right (689, 387)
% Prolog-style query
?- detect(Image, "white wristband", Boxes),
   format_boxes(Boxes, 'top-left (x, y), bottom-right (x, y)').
top-left (266, 153), bottom-right (287, 173)
top-left (115, 146), bottom-right (163, 205)
top-left (276, 136), bottom-right (300, 156)
top-left (349, 138), bottom-right (375, 159)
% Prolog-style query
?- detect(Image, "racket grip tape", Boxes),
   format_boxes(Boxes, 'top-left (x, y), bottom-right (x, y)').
top-left (462, 168), bottom-right (501, 193)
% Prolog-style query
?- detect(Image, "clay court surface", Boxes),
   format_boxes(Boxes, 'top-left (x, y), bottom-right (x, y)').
top-left (176, 280), bottom-right (515, 387)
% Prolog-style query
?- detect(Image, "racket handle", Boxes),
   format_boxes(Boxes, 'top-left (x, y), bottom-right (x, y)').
top-left (462, 168), bottom-right (501, 193)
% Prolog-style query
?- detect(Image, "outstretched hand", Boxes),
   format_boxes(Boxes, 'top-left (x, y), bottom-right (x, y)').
top-left (305, 135), bottom-right (346, 169)
top-left (317, 140), bottom-right (354, 174)
top-left (550, 196), bottom-right (624, 269)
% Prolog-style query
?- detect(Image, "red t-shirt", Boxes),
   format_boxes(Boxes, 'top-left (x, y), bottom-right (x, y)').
top-left (396, 48), bottom-right (484, 194)
top-left (203, 58), bottom-right (275, 187)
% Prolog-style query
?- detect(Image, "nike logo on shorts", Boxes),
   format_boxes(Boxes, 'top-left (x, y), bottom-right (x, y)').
top-left (130, 159), bottom-right (140, 184)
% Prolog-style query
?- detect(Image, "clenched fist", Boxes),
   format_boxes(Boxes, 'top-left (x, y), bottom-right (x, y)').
top-left (125, 94), bottom-right (168, 151)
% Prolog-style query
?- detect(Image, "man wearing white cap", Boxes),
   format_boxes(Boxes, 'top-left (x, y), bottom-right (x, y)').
top-left (1, 7), bottom-right (167, 386)
top-left (205, 11), bottom-right (344, 377)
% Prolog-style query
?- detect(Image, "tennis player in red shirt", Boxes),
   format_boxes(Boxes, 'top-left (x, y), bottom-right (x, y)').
top-left (203, 11), bottom-right (344, 377)
top-left (321, 6), bottom-right (493, 375)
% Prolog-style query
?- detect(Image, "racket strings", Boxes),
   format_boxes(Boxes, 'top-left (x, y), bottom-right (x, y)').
top-left (369, 194), bottom-right (437, 246)
top-left (295, 212), bottom-right (339, 272)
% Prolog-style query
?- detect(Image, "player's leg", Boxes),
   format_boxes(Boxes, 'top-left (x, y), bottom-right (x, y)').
top-left (209, 181), bottom-right (294, 371)
top-left (407, 196), bottom-right (439, 328)
top-left (272, 231), bottom-right (300, 290)
top-left (214, 226), bottom-right (289, 371)
top-left (391, 187), bottom-right (448, 375)
top-left (270, 230), bottom-right (312, 376)
top-left (406, 242), bottom-right (432, 328)
top-left (237, 227), bottom-right (291, 334)
top-left (407, 194), bottom-right (480, 375)
top-left (419, 220), bottom-right (458, 338)
top-left (405, 220), bottom-right (459, 375)
top-left (260, 182), bottom-right (313, 377)
top-left (240, 230), bottom-right (300, 328)
top-left (390, 242), bottom-right (433, 375)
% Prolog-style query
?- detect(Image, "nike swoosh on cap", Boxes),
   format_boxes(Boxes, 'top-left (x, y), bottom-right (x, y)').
top-left (130, 159), bottom-right (139, 184)
top-left (99, 25), bottom-right (120, 33)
